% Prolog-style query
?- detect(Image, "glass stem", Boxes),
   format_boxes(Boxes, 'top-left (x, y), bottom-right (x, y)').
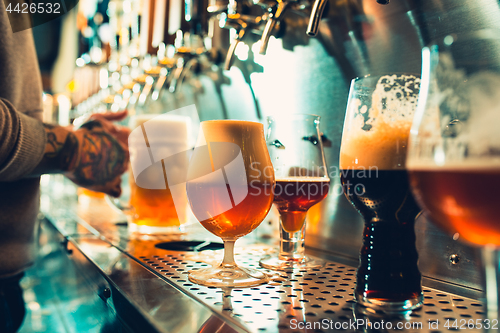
top-left (279, 218), bottom-right (306, 261)
top-left (481, 245), bottom-right (500, 324)
top-left (221, 239), bottom-right (236, 269)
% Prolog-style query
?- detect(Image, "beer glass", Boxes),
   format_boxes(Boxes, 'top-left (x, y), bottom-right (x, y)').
top-left (408, 30), bottom-right (500, 323)
top-left (186, 120), bottom-right (275, 287)
top-left (108, 114), bottom-right (191, 234)
top-left (259, 114), bottom-right (330, 270)
top-left (340, 74), bottom-right (423, 313)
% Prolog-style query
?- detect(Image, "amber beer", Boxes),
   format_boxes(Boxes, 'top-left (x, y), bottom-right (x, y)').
top-left (186, 120), bottom-right (275, 240)
top-left (186, 182), bottom-right (273, 238)
top-left (128, 115), bottom-right (190, 234)
top-left (129, 170), bottom-right (183, 230)
top-left (409, 165), bottom-right (500, 246)
top-left (273, 177), bottom-right (330, 233)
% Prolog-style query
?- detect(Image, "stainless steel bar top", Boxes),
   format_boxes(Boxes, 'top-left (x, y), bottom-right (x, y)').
top-left (39, 176), bottom-right (487, 333)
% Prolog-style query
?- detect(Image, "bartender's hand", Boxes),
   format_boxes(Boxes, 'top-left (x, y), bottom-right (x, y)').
top-left (35, 111), bottom-right (130, 197)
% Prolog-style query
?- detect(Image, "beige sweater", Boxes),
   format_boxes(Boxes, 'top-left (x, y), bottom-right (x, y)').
top-left (0, 4), bottom-right (47, 278)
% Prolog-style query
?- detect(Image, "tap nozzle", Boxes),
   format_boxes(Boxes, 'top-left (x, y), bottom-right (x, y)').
top-left (259, 1), bottom-right (288, 55)
top-left (221, 13), bottom-right (262, 70)
top-left (225, 29), bottom-right (247, 70)
top-left (306, 0), bottom-right (327, 36)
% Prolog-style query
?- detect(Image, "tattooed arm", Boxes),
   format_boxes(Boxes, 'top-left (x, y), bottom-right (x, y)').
top-left (32, 111), bottom-right (130, 197)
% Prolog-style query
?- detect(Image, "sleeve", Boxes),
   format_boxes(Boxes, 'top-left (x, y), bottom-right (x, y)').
top-left (0, 98), bottom-right (46, 181)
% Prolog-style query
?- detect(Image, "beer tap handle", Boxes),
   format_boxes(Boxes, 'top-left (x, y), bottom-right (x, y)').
top-left (259, 1), bottom-right (288, 55)
top-left (306, 0), bottom-right (328, 36)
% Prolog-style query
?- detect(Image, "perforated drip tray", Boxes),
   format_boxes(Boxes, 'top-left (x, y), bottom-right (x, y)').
top-left (140, 250), bottom-right (486, 333)
top-left (154, 241), bottom-right (224, 252)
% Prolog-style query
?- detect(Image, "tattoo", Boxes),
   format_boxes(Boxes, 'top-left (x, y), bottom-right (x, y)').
top-left (79, 120), bottom-right (103, 131)
top-left (38, 124), bottom-right (79, 173)
top-left (60, 132), bottom-right (78, 171)
top-left (34, 122), bottom-right (128, 196)
top-left (70, 131), bottom-right (127, 186)
top-left (45, 132), bottom-right (63, 158)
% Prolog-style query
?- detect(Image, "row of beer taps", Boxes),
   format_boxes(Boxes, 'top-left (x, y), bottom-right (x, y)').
top-left (208, 0), bottom-right (390, 70)
top-left (71, 0), bottom-right (391, 123)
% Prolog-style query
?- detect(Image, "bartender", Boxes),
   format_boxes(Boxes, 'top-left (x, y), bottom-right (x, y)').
top-left (0, 4), bottom-right (129, 332)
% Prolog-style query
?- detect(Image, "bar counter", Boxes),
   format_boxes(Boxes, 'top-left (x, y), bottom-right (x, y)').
top-left (36, 175), bottom-right (487, 333)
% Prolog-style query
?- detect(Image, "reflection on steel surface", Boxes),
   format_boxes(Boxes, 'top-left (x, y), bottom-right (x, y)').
top-left (142, 251), bottom-right (486, 333)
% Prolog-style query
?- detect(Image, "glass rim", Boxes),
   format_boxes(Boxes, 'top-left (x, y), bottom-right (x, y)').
top-left (201, 119), bottom-right (262, 124)
top-left (350, 73), bottom-right (421, 84)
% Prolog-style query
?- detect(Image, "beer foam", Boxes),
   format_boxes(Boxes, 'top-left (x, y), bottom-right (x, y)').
top-left (408, 57), bottom-right (500, 169)
top-left (340, 75), bottom-right (419, 170)
top-left (198, 120), bottom-right (264, 145)
top-left (196, 120), bottom-right (267, 165)
top-left (129, 114), bottom-right (191, 145)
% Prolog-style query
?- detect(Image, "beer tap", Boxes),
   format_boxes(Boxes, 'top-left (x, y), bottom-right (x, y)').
top-left (307, 0), bottom-right (390, 37)
top-left (257, 0), bottom-right (312, 54)
top-left (151, 57), bottom-right (176, 101)
top-left (220, 13), bottom-right (264, 70)
top-left (258, 0), bottom-right (288, 55)
top-left (305, 0), bottom-right (327, 36)
top-left (168, 46), bottom-right (203, 93)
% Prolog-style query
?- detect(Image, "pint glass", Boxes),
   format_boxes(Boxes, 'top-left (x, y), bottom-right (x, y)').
top-left (109, 114), bottom-right (191, 234)
top-left (340, 74), bottom-right (423, 313)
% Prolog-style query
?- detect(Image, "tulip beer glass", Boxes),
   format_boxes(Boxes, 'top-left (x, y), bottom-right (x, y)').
top-left (186, 120), bottom-right (275, 287)
top-left (408, 31), bottom-right (500, 323)
top-left (259, 114), bottom-right (330, 270)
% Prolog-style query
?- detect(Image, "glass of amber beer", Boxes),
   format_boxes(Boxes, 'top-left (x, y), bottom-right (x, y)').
top-left (186, 120), bottom-right (275, 287)
top-left (108, 114), bottom-right (191, 234)
top-left (340, 74), bottom-right (423, 313)
top-left (408, 31), bottom-right (500, 323)
top-left (259, 114), bottom-right (330, 270)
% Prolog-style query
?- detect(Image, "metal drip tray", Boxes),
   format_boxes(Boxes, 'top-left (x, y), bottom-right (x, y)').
top-left (140, 251), bottom-right (486, 333)
top-left (154, 241), bottom-right (224, 252)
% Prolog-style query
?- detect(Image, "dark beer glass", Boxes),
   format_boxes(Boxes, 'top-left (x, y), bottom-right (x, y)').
top-left (408, 31), bottom-right (500, 324)
top-left (339, 74), bottom-right (423, 313)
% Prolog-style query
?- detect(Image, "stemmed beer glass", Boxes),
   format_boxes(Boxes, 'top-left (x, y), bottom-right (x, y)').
top-left (259, 114), bottom-right (330, 270)
top-left (339, 74), bottom-right (423, 313)
top-left (408, 30), bottom-right (500, 323)
top-left (186, 120), bottom-right (275, 287)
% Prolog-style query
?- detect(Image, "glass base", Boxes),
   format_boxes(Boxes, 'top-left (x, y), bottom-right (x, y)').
top-left (355, 292), bottom-right (423, 314)
top-left (259, 255), bottom-right (325, 271)
top-left (128, 223), bottom-right (185, 235)
top-left (188, 265), bottom-right (270, 287)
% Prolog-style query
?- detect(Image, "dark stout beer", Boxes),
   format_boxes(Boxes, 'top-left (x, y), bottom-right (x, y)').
top-left (341, 169), bottom-right (422, 301)
top-left (340, 74), bottom-right (422, 309)
top-left (409, 166), bottom-right (500, 246)
top-left (273, 177), bottom-right (330, 233)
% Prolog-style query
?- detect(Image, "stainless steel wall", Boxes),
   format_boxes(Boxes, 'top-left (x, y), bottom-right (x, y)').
top-left (164, 0), bottom-right (500, 293)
